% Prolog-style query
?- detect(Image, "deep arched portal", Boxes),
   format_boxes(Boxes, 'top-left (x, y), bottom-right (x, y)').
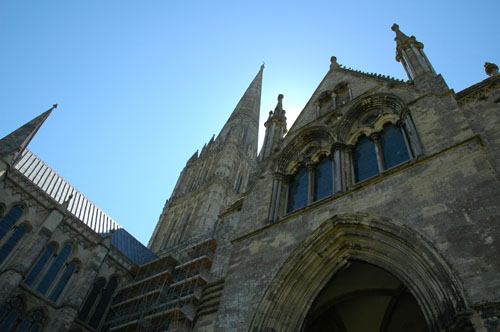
top-left (249, 214), bottom-right (468, 332)
top-left (303, 261), bottom-right (428, 332)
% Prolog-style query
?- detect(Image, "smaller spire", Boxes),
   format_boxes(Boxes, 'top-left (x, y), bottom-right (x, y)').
top-left (187, 150), bottom-right (199, 164)
top-left (0, 104), bottom-right (56, 166)
top-left (391, 24), bottom-right (410, 45)
top-left (484, 62), bottom-right (499, 77)
top-left (60, 194), bottom-right (73, 211)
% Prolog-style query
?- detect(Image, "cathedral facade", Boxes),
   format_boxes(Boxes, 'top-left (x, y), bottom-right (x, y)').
top-left (0, 25), bottom-right (499, 332)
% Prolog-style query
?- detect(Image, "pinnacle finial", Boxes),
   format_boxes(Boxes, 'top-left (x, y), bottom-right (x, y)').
top-left (60, 194), bottom-right (73, 211)
top-left (392, 23), bottom-right (410, 44)
top-left (330, 56), bottom-right (339, 70)
top-left (485, 62), bottom-right (499, 77)
top-left (261, 62), bottom-right (265, 70)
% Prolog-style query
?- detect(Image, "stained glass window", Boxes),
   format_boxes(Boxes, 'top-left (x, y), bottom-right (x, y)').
top-left (0, 205), bottom-right (23, 241)
top-left (287, 167), bottom-right (309, 213)
top-left (380, 124), bottom-right (410, 169)
top-left (78, 278), bottom-right (106, 321)
top-left (49, 261), bottom-right (77, 302)
top-left (314, 158), bottom-right (333, 201)
top-left (353, 136), bottom-right (379, 182)
top-left (24, 246), bottom-right (55, 287)
top-left (0, 226), bottom-right (26, 264)
top-left (36, 244), bottom-right (72, 295)
top-left (89, 276), bottom-right (118, 329)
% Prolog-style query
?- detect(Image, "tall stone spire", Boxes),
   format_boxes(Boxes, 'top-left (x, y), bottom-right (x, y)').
top-left (392, 24), bottom-right (436, 81)
top-left (0, 105), bottom-right (57, 166)
top-left (217, 65), bottom-right (264, 158)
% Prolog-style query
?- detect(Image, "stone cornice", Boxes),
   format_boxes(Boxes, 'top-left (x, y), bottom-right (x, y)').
top-left (455, 75), bottom-right (500, 106)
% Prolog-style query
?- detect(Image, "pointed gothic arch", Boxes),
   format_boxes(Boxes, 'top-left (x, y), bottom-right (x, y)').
top-left (249, 213), bottom-right (468, 332)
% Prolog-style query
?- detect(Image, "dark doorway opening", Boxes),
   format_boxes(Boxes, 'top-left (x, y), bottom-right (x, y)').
top-left (303, 261), bottom-right (429, 332)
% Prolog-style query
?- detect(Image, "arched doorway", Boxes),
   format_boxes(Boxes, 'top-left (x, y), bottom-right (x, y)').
top-left (249, 213), bottom-right (468, 332)
top-left (303, 261), bottom-right (428, 332)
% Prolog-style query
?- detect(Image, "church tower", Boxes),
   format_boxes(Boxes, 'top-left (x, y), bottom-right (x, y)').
top-left (148, 66), bottom-right (263, 253)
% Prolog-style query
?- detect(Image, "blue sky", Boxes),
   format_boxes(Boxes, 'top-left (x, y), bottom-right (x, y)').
top-left (1, 1), bottom-right (499, 246)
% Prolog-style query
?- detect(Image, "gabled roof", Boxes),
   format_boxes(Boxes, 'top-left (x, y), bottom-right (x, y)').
top-left (14, 149), bottom-right (156, 265)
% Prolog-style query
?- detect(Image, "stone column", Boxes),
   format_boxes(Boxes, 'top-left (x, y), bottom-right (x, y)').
top-left (397, 120), bottom-right (414, 160)
top-left (283, 175), bottom-right (291, 214)
top-left (268, 173), bottom-right (284, 222)
top-left (403, 113), bottom-right (423, 158)
top-left (333, 144), bottom-right (343, 194)
top-left (0, 208), bottom-right (64, 303)
top-left (346, 145), bottom-right (355, 187)
top-left (371, 133), bottom-right (385, 172)
top-left (307, 163), bottom-right (315, 205)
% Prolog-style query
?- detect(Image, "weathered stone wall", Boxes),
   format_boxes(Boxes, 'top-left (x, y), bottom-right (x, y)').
top-left (212, 75), bottom-right (500, 331)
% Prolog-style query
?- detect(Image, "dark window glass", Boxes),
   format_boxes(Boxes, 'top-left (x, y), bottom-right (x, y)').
top-left (0, 304), bottom-right (8, 321)
top-left (29, 325), bottom-right (41, 332)
top-left (353, 135), bottom-right (379, 182)
top-left (36, 244), bottom-right (72, 295)
top-left (89, 276), bottom-right (118, 329)
top-left (15, 318), bottom-right (31, 332)
top-left (0, 205), bottom-right (23, 241)
top-left (0, 226), bottom-right (26, 264)
top-left (24, 247), bottom-right (55, 287)
top-left (49, 261), bottom-right (76, 302)
top-left (0, 311), bottom-right (18, 331)
top-left (314, 158), bottom-right (333, 201)
top-left (78, 278), bottom-right (106, 321)
top-left (287, 167), bottom-right (308, 213)
top-left (380, 124), bottom-right (410, 169)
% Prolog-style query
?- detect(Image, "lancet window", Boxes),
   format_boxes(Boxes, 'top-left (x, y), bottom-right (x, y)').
top-left (78, 276), bottom-right (119, 329)
top-left (352, 123), bottom-right (412, 183)
top-left (0, 204), bottom-right (27, 266)
top-left (24, 243), bottom-right (78, 302)
top-left (271, 95), bottom-right (421, 222)
top-left (0, 297), bottom-right (45, 332)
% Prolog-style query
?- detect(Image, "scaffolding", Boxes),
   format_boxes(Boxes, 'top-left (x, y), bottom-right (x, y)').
top-left (104, 235), bottom-right (217, 332)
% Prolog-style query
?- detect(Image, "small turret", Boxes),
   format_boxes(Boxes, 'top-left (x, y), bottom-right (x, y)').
top-left (392, 24), bottom-right (435, 81)
top-left (259, 94), bottom-right (287, 161)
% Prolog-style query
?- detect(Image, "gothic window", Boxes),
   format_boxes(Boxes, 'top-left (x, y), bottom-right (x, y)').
top-left (48, 261), bottom-right (77, 302)
top-left (0, 205), bottom-right (23, 241)
top-left (88, 276), bottom-right (119, 329)
top-left (353, 135), bottom-right (379, 182)
top-left (78, 278), bottom-right (106, 322)
top-left (25, 244), bottom-right (75, 301)
top-left (314, 157), bottom-right (333, 201)
top-left (24, 246), bottom-right (56, 287)
top-left (0, 297), bottom-right (23, 331)
top-left (0, 225), bottom-right (27, 265)
top-left (36, 244), bottom-right (72, 295)
top-left (353, 124), bottom-right (411, 183)
top-left (287, 166), bottom-right (309, 213)
top-left (379, 123), bottom-right (410, 169)
top-left (0, 297), bottom-right (44, 331)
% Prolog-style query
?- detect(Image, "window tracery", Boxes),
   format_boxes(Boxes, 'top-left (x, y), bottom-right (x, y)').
top-left (0, 297), bottom-right (45, 331)
top-left (24, 243), bottom-right (77, 302)
top-left (0, 205), bottom-right (26, 266)
top-left (270, 94), bottom-right (421, 221)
